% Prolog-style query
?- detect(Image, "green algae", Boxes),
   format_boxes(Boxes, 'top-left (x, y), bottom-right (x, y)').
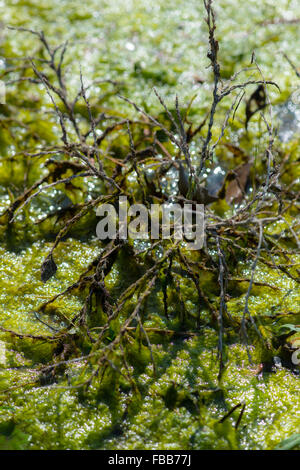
top-left (0, 0), bottom-right (299, 451)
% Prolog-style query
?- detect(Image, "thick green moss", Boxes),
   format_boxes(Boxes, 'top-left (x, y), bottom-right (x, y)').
top-left (0, 0), bottom-right (299, 451)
